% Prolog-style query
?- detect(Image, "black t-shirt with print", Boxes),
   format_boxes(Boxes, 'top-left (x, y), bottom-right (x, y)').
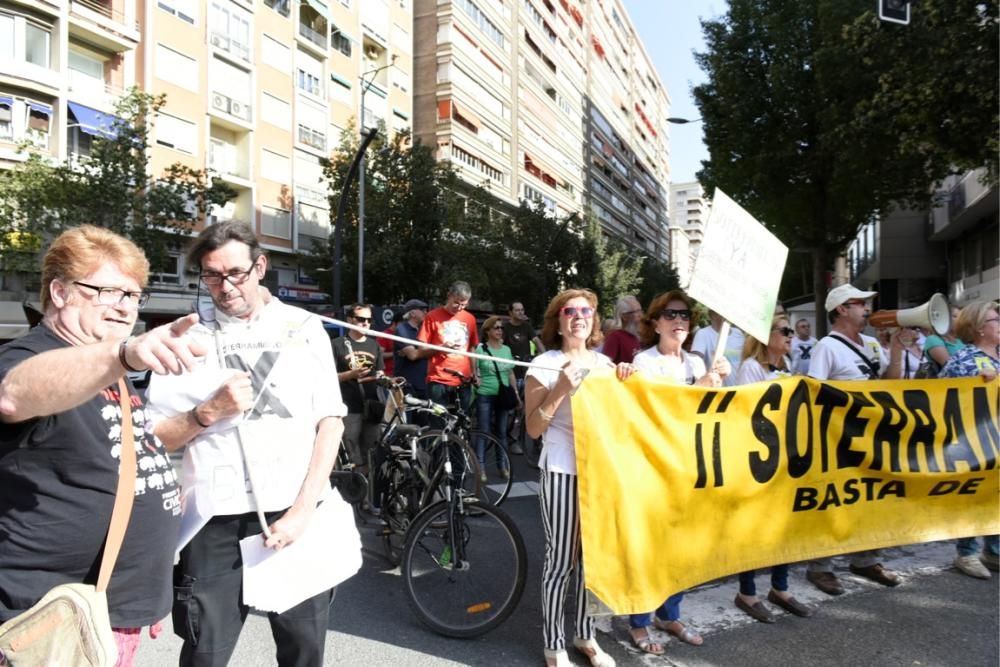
top-left (0, 325), bottom-right (181, 627)
top-left (332, 334), bottom-right (384, 413)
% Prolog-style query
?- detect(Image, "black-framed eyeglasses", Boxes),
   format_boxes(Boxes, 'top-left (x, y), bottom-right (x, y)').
top-left (491, 325), bottom-right (504, 330)
top-left (774, 326), bottom-right (794, 337)
top-left (200, 262), bottom-right (259, 287)
top-left (73, 281), bottom-right (149, 309)
top-left (659, 308), bottom-right (691, 321)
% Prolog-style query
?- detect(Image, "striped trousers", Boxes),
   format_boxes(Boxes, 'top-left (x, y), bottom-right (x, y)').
top-left (539, 470), bottom-right (595, 651)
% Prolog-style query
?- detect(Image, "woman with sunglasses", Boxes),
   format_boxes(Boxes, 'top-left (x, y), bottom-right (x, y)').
top-left (525, 289), bottom-right (621, 667)
top-left (731, 315), bottom-right (814, 623)
top-left (621, 290), bottom-right (726, 655)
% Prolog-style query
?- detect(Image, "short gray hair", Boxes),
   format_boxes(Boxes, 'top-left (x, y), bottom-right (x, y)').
top-left (448, 280), bottom-right (472, 300)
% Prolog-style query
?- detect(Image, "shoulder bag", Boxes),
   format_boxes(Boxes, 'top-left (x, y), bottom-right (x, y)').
top-left (0, 379), bottom-right (137, 666)
top-left (829, 334), bottom-right (880, 380)
top-left (483, 345), bottom-right (519, 412)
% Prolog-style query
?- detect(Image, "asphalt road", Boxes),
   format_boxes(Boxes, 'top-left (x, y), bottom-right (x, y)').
top-left (138, 454), bottom-right (999, 666)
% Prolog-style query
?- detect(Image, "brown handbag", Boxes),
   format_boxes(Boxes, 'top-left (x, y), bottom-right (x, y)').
top-left (0, 379), bottom-right (137, 666)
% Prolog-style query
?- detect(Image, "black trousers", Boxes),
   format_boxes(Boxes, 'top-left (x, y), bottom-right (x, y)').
top-left (173, 510), bottom-right (334, 667)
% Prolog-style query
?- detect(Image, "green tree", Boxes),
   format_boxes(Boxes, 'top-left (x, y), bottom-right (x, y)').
top-left (574, 215), bottom-right (643, 318)
top-left (693, 0), bottom-right (998, 334)
top-left (0, 88), bottom-right (234, 274)
top-left (635, 256), bottom-right (682, 309)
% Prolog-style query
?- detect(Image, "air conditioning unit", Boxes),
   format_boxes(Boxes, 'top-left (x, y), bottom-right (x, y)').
top-left (210, 34), bottom-right (224, 48)
top-left (212, 93), bottom-right (229, 113)
top-left (230, 101), bottom-right (246, 120)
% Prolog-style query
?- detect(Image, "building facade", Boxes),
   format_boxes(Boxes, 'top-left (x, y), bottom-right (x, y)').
top-left (667, 180), bottom-right (709, 287)
top-left (412, 0), bottom-right (671, 262)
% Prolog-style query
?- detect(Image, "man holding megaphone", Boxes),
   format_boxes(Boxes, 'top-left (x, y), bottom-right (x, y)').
top-left (803, 283), bottom-right (911, 596)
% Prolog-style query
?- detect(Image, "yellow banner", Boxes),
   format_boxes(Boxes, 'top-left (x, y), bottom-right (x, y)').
top-left (572, 372), bottom-right (999, 615)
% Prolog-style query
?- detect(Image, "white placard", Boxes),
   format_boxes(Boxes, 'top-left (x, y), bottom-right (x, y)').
top-left (686, 189), bottom-right (788, 344)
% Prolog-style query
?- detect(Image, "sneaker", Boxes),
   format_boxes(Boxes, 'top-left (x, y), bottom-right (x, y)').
top-left (479, 472), bottom-right (488, 483)
top-left (500, 468), bottom-right (510, 480)
top-left (955, 555), bottom-right (992, 579)
top-left (510, 443), bottom-right (525, 455)
top-left (981, 551), bottom-right (1000, 572)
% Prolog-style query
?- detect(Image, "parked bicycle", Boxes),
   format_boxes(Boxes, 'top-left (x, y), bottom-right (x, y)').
top-left (400, 395), bottom-right (527, 638)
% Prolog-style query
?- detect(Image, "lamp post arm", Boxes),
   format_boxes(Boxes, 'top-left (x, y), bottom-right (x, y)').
top-left (333, 125), bottom-right (379, 311)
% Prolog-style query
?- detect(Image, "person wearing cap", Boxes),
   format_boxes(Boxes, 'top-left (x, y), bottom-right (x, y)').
top-left (804, 283), bottom-right (907, 596)
top-left (394, 299), bottom-right (429, 401)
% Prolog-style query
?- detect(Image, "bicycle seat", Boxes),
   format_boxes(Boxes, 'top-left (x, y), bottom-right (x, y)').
top-left (444, 368), bottom-right (470, 383)
top-left (394, 423), bottom-right (425, 438)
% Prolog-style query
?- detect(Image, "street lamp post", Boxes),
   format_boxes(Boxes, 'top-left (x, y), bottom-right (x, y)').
top-left (666, 117), bottom-right (702, 124)
top-left (357, 57), bottom-right (396, 304)
top-left (332, 126), bottom-right (379, 312)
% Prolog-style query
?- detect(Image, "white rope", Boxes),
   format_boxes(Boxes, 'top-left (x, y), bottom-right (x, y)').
top-left (315, 313), bottom-right (566, 373)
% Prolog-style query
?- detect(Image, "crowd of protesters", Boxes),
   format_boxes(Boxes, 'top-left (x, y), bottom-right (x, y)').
top-left (0, 222), bottom-right (995, 666)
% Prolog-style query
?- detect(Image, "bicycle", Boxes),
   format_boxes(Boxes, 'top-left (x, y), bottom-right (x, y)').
top-left (437, 368), bottom-right (514, 506)
top-left (401, 395), bottom-right (527, 638)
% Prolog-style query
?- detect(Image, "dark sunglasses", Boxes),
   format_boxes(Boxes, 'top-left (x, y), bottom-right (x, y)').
top-left (560, 306), bottom-right (594, 318)
top-left (351, 316), bottom-right (372, 323)
top-left (775, 326), bottom-right (794, 337)
top-left (659, 308), bottom-right (691, 321)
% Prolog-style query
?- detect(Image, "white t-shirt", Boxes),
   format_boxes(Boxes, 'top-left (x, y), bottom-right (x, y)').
top-left (633, 346), bottom-right (706, 385)
top-left (808, 332), bottom-right (885, 381)
top-left (147, 300), bottom-right (347, 544)
top-left (789, 336), bottom-right (818, 375)
top-left (690, 325), bottom-right (744, 386)
top-left (736, 357), bottom-right (792, 385)
top-left (525, 349), bottom-right (611, 476)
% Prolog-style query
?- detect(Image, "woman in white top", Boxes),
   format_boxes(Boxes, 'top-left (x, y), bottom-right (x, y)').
top-left (626, 290), bottom-right (729, 655)
top-left (732, 316), bottom-right (814, 623)
top-left (525, 289), bottom-right (621, 667)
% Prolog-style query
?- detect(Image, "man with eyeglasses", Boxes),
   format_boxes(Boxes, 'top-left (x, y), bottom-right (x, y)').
top-left (0, 225), bottom-right (207, 662)
top-left (804, 283), bottom-right (906, 597)
top-left (145, 221), bottom-right (346, 667)
top-left (416, 281), bottom-right (480, 416)
top-left (602, 295), bottom-right (644, 364)
top-left (331, 303), bottom-right (384, 474)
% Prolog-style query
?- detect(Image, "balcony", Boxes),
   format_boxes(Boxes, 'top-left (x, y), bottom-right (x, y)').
top-left (67, 70), bottom-right (123, 111)
top-left (297, 3), bottom-right (328, 54)
top-left (69, 0), bottom-right (140, 51)
top-left (297, 125), bottom-right (327, 153)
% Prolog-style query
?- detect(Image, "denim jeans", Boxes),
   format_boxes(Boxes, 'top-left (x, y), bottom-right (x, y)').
top-left (475, 393), bottom-right (509, 468)
top-left (427, 381), bottom-right (473, 430)
top-left (956, 535), bottom-right (1000, 557)
top-left (739, 565), bottom-right (790, 596)
top-left (628, 592), bottom-right (684, 628)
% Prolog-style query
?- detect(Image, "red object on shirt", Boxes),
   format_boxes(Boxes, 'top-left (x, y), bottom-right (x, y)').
top-left (379, 325), bottom-right (395, 376)
top-left (418, 307), bottom-right (479, 386)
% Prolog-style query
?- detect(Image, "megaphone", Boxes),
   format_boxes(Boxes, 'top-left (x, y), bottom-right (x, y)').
top-left (869, 293), bottom-right (951, 335)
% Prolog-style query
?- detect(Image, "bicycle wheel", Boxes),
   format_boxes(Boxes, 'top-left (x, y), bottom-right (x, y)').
top-left (468, 430), bottom-right (513, 506)
top-left (379, 458), bottom-right (423, 565)
top-left (402, 500), bottom-right (527, 638)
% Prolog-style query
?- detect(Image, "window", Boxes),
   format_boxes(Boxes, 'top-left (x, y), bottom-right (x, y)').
top-left (331, 30), bottom-right (352, 57)
top-left (262, 206), bottom-right (291, 239)
top-left (25, 23), bottom-right (49, 67)
top-left (0, 98), bottom-right (13, 141)
top-left (261, 92), bottom-right (290, 129)
top-left (297, 69), bottom-right (321, 96)
top-left (263, 0), bottom-right (290, 17)
top-left (455, 0), bottom-right (504, 48)
top-left (296, 50), bottom-right (324, 97)
top-left (150, 254), bottom-right (182, 285)
top-left (26, 103), bottom-right (51, 149)
top-left (156, 112), bottom-right (197, 154)
top-left (262, 34), bottom-right (291, 70)
top-left (68, 50), bottom-right (103, 80)
top-left (210, 2), bottom-right (252, 62)
top-left (0, 16), bottom-right (13, 60)
top-left (155, 44), bottom-right (198, 91)
top-left (158, 0), bottom-right (197, 24)
top-left (261, 149), bottom-right (291, 183)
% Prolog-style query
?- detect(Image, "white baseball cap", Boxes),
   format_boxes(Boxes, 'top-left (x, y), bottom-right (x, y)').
top-left (825, 284), bottom-right (877, 312)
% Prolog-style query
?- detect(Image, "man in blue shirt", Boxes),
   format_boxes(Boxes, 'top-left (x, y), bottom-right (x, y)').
top-left (394, 299), bottom-right (428, 400)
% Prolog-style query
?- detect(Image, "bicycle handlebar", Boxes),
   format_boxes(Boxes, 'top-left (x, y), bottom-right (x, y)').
top-left (403, 394), bottom-right (449, 416)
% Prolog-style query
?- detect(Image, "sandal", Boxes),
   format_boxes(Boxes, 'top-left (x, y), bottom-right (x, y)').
top-left (543, 648), bottom-right (570, 667)
top-left (628, 627), bottom-right (665, 656)
top-left (572, 637), bottom-right (616, 667)
top-left (653, 619), bottom-right (703, 647)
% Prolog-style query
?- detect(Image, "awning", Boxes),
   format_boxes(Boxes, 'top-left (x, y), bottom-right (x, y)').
top-left (0, 96), bottom-right (12, 107)
top-left (303, 0), bottom-right (329, 21)
top-left (27, 101), bottom-right (51, 116)
top-left (143, 294), bottom-right (197, 315)
top-left (67, 101), bottom-right (119, 139)
top-left (452, 102), bottom-right (480, 130)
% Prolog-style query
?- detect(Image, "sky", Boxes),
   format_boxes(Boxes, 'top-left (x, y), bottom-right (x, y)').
top-left (622, 1), bottom-right (728, 184)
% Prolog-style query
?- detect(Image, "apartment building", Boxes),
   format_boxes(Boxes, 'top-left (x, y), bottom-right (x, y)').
top-left (142, 0), bottom-right (413, 321)
top-left (849, 169), bottom-right (998, 310)
top-left (667, 180), bottom-right (709, 287)
top-left (412, 0), bottom-right (671, 262)
top-left (0, 0), bottom-right (414, 327)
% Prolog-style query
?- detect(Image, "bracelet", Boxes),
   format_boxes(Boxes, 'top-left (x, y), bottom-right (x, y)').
top-left (118, 337), bottom-right (141, 373)
top-left (537, 407), bottom-right (554, 422)
top-left (189, 406), bottom-right (210, 429)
